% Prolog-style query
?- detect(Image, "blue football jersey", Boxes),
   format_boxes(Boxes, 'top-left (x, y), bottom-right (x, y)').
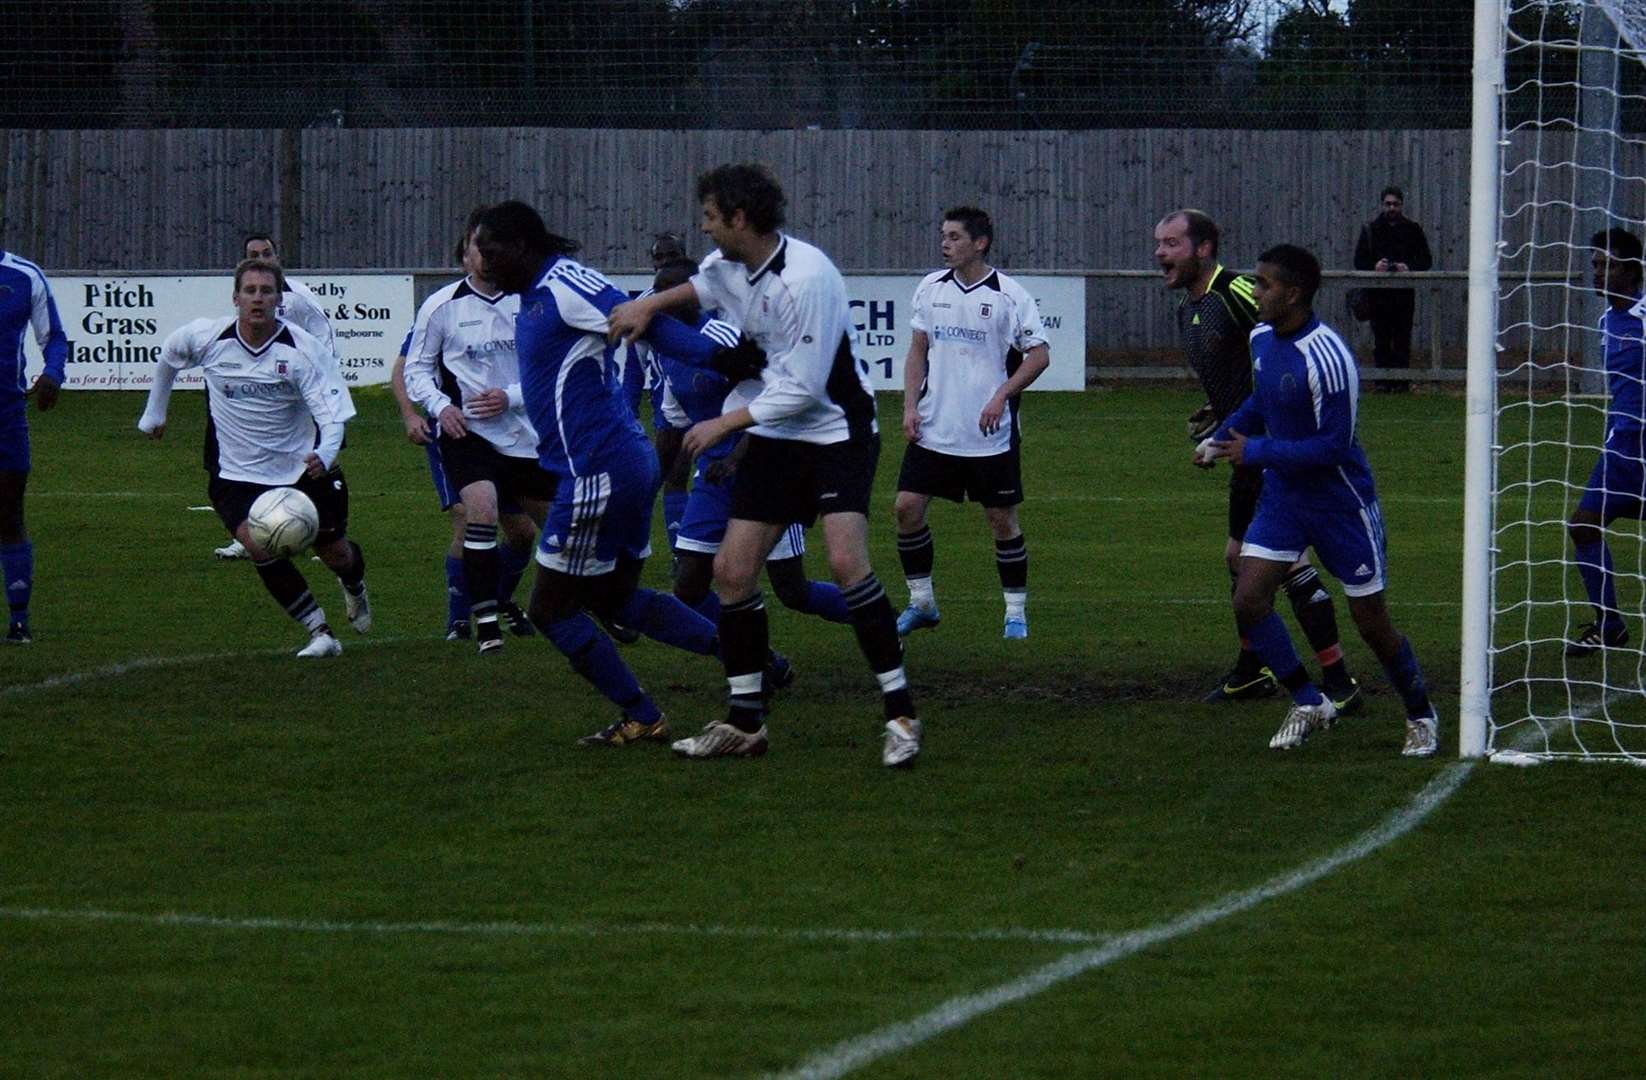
top-left (658, 314), bottom-right (743, 463)
top-left (1600, 297), bottom-right (1646, 431)
top-left (515, 255), bottom-right (730, 481)
top-left (0, 250), bottom-right (68, 413)
top-left (1216, 315), bottom-right (1378, 509)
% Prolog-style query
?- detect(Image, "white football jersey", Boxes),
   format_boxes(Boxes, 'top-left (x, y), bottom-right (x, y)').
top-left (404, 278), bottom-right (535, 457)
top-left (692, 234), bottom-right (876, 446)
top-left (909, 267), bottom-right (1047, 456)
top-left (159, 316), bottom-right (356, 485)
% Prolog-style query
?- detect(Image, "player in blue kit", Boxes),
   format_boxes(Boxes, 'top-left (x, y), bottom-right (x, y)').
top-left (1198, 244), bottom-right (1439, 757)
top-left (472, 200), bottom-right (767, 747)
top-left (0, 248), bottom-right (68, 643)
top-left (1565, 228), bottom-right (1646, 657)
top-left (647, 258), bottom-right (849, 628)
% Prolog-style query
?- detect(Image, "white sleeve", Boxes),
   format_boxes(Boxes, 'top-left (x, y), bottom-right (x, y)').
top-left (746, 276), bottom-right (843, 428)
top-left (137, 363), bottom-right (178, 433)
top-left (138, 321), bottom-right (207, 432)
top-left (661, 380), bottom-right (689, 430)
top-left (689, 251), bottom-right (733, 315)
top-left (908, 277), bottom-right (933, 333)
top-left (293, 348), bottom-right (354, 466)
top-left (1009, 279), bottom-right (1048, 351)
top-left (403, 295), bottom-right (451, 417)
top-left (546, 277), bottom-right (614, 335)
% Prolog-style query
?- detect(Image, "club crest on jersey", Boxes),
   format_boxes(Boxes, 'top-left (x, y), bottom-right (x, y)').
top-left (980, 303), bottom-right (992, 318)
top-left (276, 360), bottom-right (288, 375)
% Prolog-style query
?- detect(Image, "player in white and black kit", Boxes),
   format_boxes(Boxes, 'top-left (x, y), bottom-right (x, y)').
top-left (139, 258), bottom-right (370, 657)
top-left (213, 232), bottom-right (347, 561)
top-left (405, 215), bottom-right (553, 654)
top-left (611, 164), bottom-right (920, 767)
top-left (893, 207), bottom-right (1050, 641)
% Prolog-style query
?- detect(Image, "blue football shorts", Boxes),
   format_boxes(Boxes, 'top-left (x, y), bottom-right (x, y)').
top-left (424, 437), bottom-right (458, 511)
top-left (1241, 487), bottom-right (1388, 598)
top-left (1577, 424), bottom-right (1646, 522)
top-left (536, 451), bottom-right (660, 577)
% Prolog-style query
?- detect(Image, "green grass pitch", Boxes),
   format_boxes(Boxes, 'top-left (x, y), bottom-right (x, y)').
top-left (3, 388), bottom-right (1643, 1078)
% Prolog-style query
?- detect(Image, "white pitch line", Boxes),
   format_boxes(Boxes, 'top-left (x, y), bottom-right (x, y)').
top-left (0, 906), bottom-right (1110, 948)
top-left (772, 698), bottom-right (1612, 1080)
top-left (770, 761), bottom-right (1474, 1080)
top-left (0, 636), bottom-right (416, 700)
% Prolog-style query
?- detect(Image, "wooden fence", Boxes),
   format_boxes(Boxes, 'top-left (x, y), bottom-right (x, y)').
top-left (0, 127), bottom-right (1624, 363)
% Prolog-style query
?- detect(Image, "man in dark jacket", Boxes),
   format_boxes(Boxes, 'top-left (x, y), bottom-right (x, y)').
top-left (1353, 186), bottom-right (1433, 392)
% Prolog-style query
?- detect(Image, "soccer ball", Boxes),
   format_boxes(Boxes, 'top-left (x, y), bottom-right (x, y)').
top-left (246, 487), bottom-right (320, 558)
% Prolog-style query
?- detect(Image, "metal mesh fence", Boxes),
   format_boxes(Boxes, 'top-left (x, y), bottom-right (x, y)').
top-left (1, 0), bottom-right (1497, 130)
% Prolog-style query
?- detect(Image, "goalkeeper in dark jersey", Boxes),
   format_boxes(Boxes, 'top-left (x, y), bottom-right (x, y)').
top-left (1155, 209), bottom-right (1361, 713)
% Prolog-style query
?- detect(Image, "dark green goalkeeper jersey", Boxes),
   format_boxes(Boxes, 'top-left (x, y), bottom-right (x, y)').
top-left (1174, 264), bottom-right (1259, 420)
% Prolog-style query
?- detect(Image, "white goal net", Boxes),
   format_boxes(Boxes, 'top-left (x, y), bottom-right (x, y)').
top-left (1478, 0), bottom-right (1646, 760)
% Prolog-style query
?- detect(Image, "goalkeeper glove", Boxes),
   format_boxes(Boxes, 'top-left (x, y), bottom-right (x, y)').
top-left (1187, 402), bottom-right (1219, 442)
top-left (710, 335), bottom-right (768, 382)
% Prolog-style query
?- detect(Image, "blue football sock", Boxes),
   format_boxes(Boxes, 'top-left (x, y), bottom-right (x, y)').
top-left (544, 611), bottom-right (659, 723)
top-left (800, 580), bottom-right (850, 623)
top-left (1244, 610), bottom-right (1323, 706)
top-left (498, 541), bottom-right (531, 603)
top-left (690, 590), bottom-right (722, 625)
top-left (663, 490), bottom-right (689, 550)
top-left (445, 555), bottom-right (470, 625)
top-left (2, 540), bottom-right (32, 623)
top-left (618, 588), bottom-right (718, 655)
top-left (1381, 636), bottom-right (1434, 719)
top-left (1574, 539), bottom-right (1622, 633)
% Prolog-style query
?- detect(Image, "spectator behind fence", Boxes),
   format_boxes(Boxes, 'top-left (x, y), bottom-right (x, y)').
top-left (1352, 186), bottom-right (1432, 393)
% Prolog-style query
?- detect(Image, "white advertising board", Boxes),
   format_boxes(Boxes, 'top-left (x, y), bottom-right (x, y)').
top-left (34, 274), bottom-right (414, 390)
top-left (31, 270), bottom-right (1082, 392)
top-left (610, 273), bottom-right (1086, 391)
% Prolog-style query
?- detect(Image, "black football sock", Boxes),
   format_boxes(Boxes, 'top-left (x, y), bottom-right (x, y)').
top-left (719, 593), bottom-right (768, 732)
top-left (337, 539), bottom-right (367, 595)
top-left (256, 556), bottom-right (323, 632)
top-left (464, 523), bottom-right (501, 629)
top-left (843, 574), bottom-right (916, 720)
top-left (1283, 564), bottom-right (1350, 685)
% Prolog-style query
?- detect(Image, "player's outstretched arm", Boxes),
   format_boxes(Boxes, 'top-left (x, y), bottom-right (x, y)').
top-left (608, 282), bottom-right (697, 344)
top-left (684, 406), bottom-right (755, 459)
top-left (1243, 385), bottom-right (1358, 470)
top-left (138, 323), bottom-right (203, 438)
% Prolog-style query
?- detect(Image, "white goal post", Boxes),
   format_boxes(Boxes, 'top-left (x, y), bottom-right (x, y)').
top-left (1463, 0), bottom-right (1646, 761)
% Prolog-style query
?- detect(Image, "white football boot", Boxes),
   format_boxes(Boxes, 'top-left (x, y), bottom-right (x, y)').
top-left (1402, 713), bottom-right (1439, 758)
top-left (297, 630), bottom-right (343, 658)
top-left (214, 538), bottom-right (248, 560)
top-left (1269, 699), bottom-right (1337, 750)
top-left (671, 721), bottom-right (769, 759)
top-left (343, 584), bottom-right (372, 633)
top-left (882, 717), bottom-right (922, 767)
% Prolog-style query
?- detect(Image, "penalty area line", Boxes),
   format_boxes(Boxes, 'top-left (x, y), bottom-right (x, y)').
top-left (0, 906), bottom-right (1112, 949)
top-left (770, 760), bottom-right (1475, 1080)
